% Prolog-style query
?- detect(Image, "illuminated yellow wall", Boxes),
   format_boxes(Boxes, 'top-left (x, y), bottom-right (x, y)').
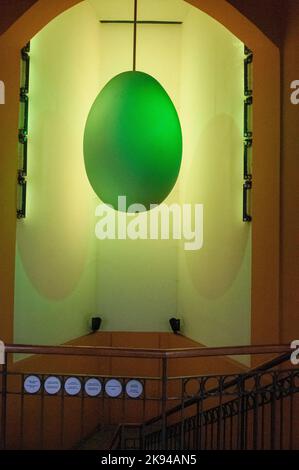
top-left (92, 0), bottom-right (183, 331)
top-left (178, 5), bottom-right (251, 347)
top-left (14, 0), bottom-right (251, 345)
top-left (14, 1), bottom-right (101, 344)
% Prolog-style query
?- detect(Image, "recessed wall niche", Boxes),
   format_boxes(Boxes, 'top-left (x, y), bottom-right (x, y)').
top-left (14, 0), bottom-right (251, 350)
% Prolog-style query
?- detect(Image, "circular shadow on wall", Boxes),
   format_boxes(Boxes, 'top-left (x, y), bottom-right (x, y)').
top-left (17, 202), bottom-right (91, 300)
top-left (16, 108), bottom-right (93, 300)
top-left (182, 114), bottom-right (250, 299)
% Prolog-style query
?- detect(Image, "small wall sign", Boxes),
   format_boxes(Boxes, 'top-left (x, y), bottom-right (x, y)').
top-left (44, 376), bottom-right (61, 395)
top-left (126, 379), bottom-right (143, 399)
top-left (64, 377), bottom-right (81, 396)
top-left (84, 378), bottom-right (102, 397)
top-left (24, 375), bottom-right (41, 394)
top-left (105, 379), bottom-right (122, 398)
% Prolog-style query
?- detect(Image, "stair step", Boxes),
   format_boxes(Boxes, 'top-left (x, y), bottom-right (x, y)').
top-left (77, 425), bottom-right (117, 450)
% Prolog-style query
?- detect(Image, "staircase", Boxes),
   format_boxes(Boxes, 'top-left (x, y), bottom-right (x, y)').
top-left (1, 342), bottom-right (297, 451)
top-left (110, 352), bottom-right (299, 450)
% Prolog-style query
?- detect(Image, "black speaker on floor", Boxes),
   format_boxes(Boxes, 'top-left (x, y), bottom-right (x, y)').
top-left (169, 317), bottom-right (180, 334)
top-left (91, 317), bottom-right (102, 333)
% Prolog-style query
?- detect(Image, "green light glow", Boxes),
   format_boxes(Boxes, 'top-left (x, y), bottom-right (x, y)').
top-left (83, 71), bottom-right (182, 211)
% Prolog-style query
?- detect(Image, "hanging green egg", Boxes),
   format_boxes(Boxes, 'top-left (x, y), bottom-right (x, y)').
top-left (83, 71), bottom-right (182, 211)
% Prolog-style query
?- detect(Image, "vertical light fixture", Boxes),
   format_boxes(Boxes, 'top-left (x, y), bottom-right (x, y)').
top-left (243, 45), bottom-right (253, 222)
top-left (17, 42), bottom-right (30, 219)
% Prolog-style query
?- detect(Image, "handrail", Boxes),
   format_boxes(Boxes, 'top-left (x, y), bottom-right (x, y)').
top-left (109, 424), bottom-right (123, 450)
top-left (4, 343), bottom-right (291, 359)
top-left (144, 351), bottom-right (291, 427)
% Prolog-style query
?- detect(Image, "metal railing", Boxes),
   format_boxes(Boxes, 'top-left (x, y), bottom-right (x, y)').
top-left (0, 342), bottom-right (295, 450)
top-left (111, 351), bottom-right (298, 450)
top-left (145, 364), bottom-right (297, 450)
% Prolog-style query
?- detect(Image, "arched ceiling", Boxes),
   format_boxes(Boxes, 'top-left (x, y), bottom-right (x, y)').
top-left (0, 0), bottom-right (284, 47)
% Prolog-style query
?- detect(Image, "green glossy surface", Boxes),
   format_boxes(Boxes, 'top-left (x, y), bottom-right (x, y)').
top-left (84, 71), bottom-right (182, 211)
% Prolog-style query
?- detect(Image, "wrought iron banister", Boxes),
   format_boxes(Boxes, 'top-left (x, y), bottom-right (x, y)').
top-left (157, 367), bottom-right (298, 450)
top-left (109, 351), bottom-right (296, 450)
top-left (144, 351), bottom-right (291, 428)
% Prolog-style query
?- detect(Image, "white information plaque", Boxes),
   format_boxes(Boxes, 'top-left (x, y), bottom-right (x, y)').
top-left (126, 379), bottom-right (143, 399)
top-left (44, 376), bottom-right (61, 395)
top-left (105, 379), bottom-right (122, 398)
top-left (24, 375), bottom-right (41, 394)
top-left (84, 378), bottom-right (102, 397)
top-left (64, 377), bottom-right (81, 396)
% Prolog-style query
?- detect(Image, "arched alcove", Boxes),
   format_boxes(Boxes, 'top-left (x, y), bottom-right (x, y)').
top-left (0, 0), bottom-right (280, 354)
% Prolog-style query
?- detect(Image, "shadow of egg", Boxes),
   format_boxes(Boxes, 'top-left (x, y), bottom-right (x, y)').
top-left (182, 114), bottom-right (250, 299)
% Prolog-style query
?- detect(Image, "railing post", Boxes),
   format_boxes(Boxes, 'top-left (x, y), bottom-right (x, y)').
top-left (120, 424), bottom-right (125, 450)
top-left (180, 379), bottom-right (185, 450)
top-left (1, 350), bottom-right (7, 450)
top-left (252, 374), bottom-right (259, 450)
top-left (239, 377), bottom-right (246, 450)
top-left (270, 372), bottom-right (277, 450)
top-left (161, 355), bottom-right (168, 449)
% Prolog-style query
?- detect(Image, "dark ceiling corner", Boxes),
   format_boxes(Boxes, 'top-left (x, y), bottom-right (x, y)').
top-left (0, 0), bottom-right (37, 36)
top-left (227, 0), bottom-right (284, 47)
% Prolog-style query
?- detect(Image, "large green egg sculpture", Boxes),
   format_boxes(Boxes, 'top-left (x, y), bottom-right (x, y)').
top-left (83, 71), bottom-right (182, 211)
